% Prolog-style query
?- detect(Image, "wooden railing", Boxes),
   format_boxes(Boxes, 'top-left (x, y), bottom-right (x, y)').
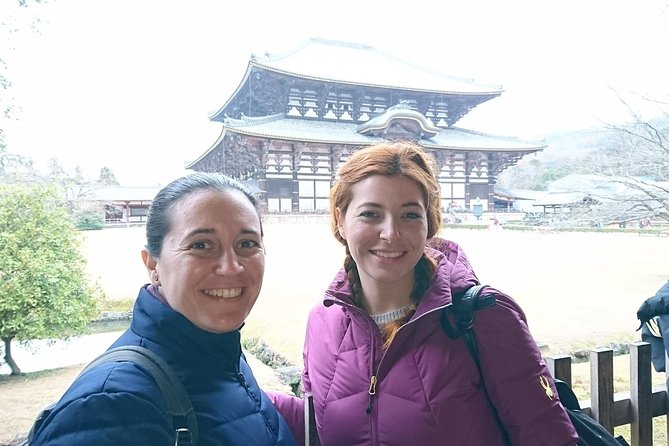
top-left (547, 342), bottom-right (668, 446)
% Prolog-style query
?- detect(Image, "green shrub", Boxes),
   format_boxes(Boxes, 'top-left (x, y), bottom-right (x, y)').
top-left (74, 209), bottom-right (104, 230)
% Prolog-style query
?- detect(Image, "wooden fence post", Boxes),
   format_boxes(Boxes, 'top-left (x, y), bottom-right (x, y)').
top-left (630, 342), bottom-right (653, 446)
top-left (590, 348), bottom-right (614, 433)
top-left (547, 354), bottom-right (572, 385)
top-left (546, 343), bottom-right (669, 443)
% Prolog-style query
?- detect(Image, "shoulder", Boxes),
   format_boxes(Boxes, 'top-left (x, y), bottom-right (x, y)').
top-left (31, 362), bottom-right (172, 445)
top-left (114, 358), bottom-right (167, 385)
top-left (657, 280), bottom-right (669, 297)
top-left (61, 361), bottom-right (165, 412)
top-left (307, 301), bottom-right (349, 333)
top-left (305, 301), bottom-right (363, 356)
top-left (479, 287), bottom-right (527, 322)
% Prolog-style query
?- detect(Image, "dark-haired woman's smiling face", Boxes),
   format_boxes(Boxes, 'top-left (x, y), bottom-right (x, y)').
top-left (145, 189), bottom-right (265, 333)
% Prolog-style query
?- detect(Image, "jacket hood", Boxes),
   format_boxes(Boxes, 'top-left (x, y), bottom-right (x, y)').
top-left (637, 280), bottom-right (669, 323)
top-left (324, 237), bottom-right (479, 311)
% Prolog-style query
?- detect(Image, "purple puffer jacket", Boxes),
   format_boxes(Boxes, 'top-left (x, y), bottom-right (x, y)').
top-left (302, 238), bottom-right (578, 446)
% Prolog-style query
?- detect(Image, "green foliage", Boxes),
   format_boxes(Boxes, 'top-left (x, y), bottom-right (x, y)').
top-left (98, 297), bottom-right (135, 313)
top-left (499, 157), bottom-right (581, 191)
top-left (0, 183), bottom-right (99, 346)
top-left (532, 165), bottom-right (575, 190)
top-left (97, 166), bottom-right (119, 185)
top-left (73, 208), bottom-right (104, 231)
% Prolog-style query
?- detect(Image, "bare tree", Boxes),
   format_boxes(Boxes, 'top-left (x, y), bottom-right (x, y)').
top-left (583, 94), bottom-right (669, 224)
top-left (1, 1), bottom-right (50, 184)
top-left (1, 0), bottom-right (49, 120)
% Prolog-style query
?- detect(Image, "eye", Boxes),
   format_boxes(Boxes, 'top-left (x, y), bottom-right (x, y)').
top-left (237, 236), bottom-right (265, 254)
top-left (190, 240), bottom-right (212, 250)
top-left (404, 211), bottom-right (423, 220)
top-left (239, 239), bottom-right (262, 249)
top-left (357, 210), bottom-right (378, 219)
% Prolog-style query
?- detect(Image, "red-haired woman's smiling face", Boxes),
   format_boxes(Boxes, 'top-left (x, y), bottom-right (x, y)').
top-left (337, 175), bottom-right (428, 292)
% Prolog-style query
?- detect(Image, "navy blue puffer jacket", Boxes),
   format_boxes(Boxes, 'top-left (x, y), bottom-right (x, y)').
top-left (30, 285), bottom-right (298, 446)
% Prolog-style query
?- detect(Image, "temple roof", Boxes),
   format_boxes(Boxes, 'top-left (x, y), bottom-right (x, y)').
top-left (251, 38), bottom-right (502, 95)
top-left (88, 186), bottom-right (160, 202)
top-left (185, 114), bottom-right (544, 169)
top-left (225, 114), bottom-right (541, 150)
top-left (209, 38), bottom-right (504, 126)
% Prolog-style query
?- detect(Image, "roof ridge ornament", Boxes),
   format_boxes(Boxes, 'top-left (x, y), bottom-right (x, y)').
top-left (357, 102), bottom-right (442, 141)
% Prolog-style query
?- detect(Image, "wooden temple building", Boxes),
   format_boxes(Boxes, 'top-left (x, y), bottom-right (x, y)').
top-left (186, 38), bottom-right (545, 213)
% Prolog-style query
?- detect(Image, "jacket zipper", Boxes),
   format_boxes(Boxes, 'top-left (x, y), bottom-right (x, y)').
top-left (367, 304), bottom-right (450, 404)
top-left (237, 372), bottom-right (249, 391)
top-left (327, 296), bottom-right (450, 446)
top-left (364, 309), bottom-right (380, 445)
top-left (367, 375), bottom-right (377, 413)
top-left (326, 296), bottom-right (381, 410)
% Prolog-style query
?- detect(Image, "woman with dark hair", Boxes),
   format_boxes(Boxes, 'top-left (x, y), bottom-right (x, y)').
top-left (30, 172), bottom-right (301, 445)
top-left (301, 142), bottom-right (578, 445)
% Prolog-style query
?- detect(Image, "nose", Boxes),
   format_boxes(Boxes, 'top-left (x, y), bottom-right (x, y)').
top-left (214, 250), bottom-right (244, 275)
top-left (379, 218), bottom-right (400, 242)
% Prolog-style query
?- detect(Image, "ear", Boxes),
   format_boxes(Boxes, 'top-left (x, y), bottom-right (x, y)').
top-left (335, 207), bottom-right (345, 239)
top-left (141, 249), bottom-right (159, 284)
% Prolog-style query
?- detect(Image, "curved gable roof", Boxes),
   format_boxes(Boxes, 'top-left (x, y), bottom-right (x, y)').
top-left (185, 114), bottom-right (544, 165)
top-left (252, 38), bottom-right (503, 95)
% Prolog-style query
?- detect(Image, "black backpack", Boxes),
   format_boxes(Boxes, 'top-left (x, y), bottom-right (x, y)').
top-left (553, 379), bottom-right (630, 446)
top-left (22, 345), bottom-right (198, 446)
top-left (442, 285), bottom-right (630, 446)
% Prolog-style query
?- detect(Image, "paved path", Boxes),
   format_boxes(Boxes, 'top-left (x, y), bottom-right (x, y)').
top-left (0, 331), bottom-right (124, 375)
top-left (0, 331), bottom-right (291, 393)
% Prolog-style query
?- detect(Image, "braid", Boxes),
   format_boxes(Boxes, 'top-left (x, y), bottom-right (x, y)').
top-left (411, 253), bottom-right (437, 304)
top-left (344, 251), bottom-right (364, 308)
top-left (382, 252), bottom-right (437, 349)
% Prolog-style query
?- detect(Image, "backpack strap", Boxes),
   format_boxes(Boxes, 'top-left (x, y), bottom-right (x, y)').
top-left (441, 284), bottom-right (483, 360)
top-left (441, 285), bottom-right (511, 445)
top-left (441, 284), bottom-right (497, 364)
top-left (304, 392), bottom-right (321, 446)
top-left (441, 284), bottom-right (496, 359)
top-left (78, 345), bottom-right (198, 446)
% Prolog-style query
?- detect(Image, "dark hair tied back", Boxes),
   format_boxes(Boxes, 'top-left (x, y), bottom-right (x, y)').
top-left (145, 172), bottom-right (262, 257)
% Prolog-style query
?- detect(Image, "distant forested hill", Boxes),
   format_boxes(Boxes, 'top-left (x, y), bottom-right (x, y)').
top-left (497, 127), bottom-right (613, 189)
top-left (498, 115), bottom-right (669, 189)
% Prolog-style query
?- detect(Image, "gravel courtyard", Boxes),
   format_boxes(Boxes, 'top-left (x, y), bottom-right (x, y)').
top-left (84, 222), bottom-right (669, 363)
top-left (1, 222), bottom-right (667, 445)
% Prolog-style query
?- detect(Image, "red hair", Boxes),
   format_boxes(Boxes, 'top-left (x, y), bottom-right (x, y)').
top-left (330, 141), bottom-right (443, 348)
top-left (330, 141), bottom-right (442, 244)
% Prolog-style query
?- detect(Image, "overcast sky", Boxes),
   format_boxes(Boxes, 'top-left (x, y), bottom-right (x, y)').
top-left (2, 0), bottom-right (668, 187)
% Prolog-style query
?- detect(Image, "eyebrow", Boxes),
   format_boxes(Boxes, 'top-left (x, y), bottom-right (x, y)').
top-left (184, 227), bottom-right (261, 238)
top-left (184, 228), bottom-right (215, 239)
top-left (355, 201), bottom-right (424, 209)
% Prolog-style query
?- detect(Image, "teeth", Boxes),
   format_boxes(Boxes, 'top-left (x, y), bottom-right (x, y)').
top-left (203, 288), bottom-right (242, 298)
top-left (373, 251), bottom-right (403, 258)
